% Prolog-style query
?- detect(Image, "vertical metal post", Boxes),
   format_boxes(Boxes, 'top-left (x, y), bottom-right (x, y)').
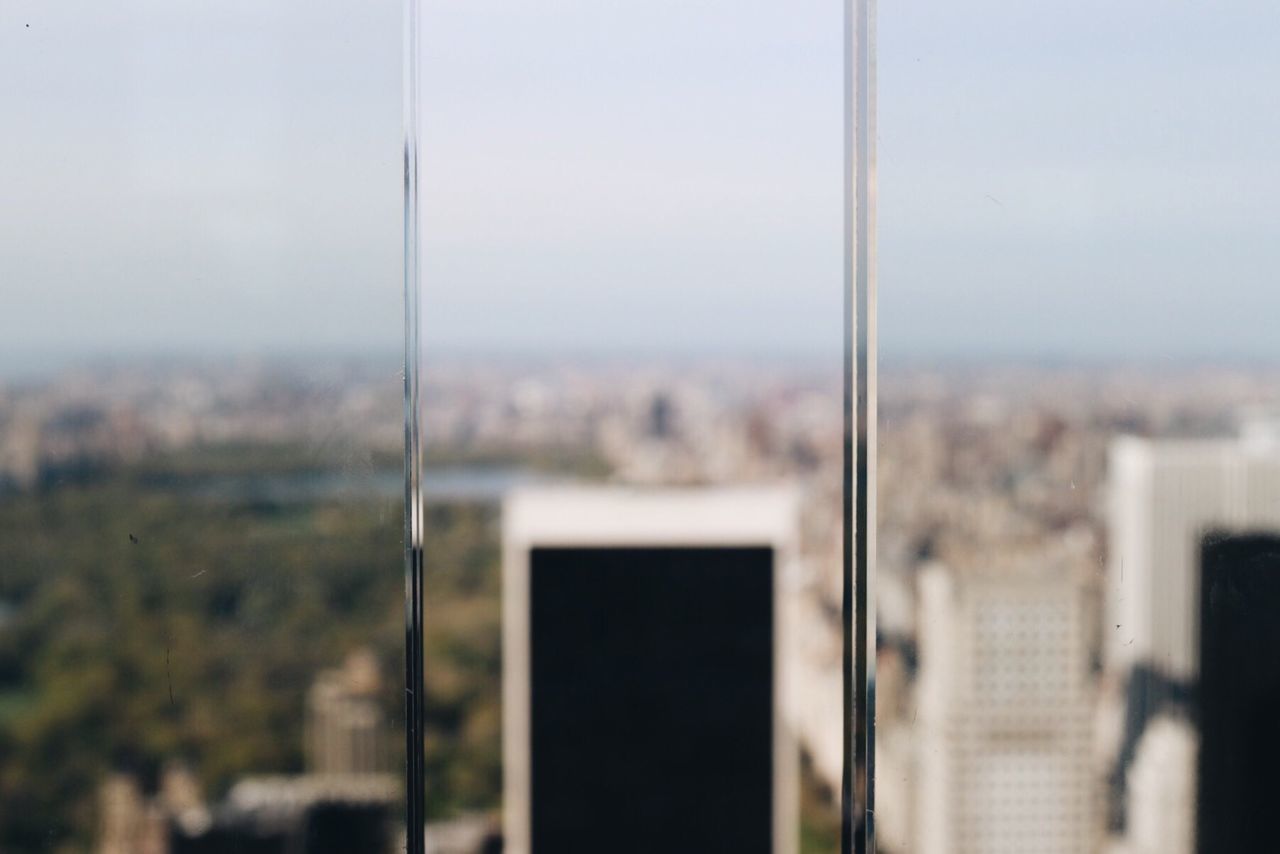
top-left (403, 0), bottom-right (426, 849)
top-left (843, 0), bottom-right (877, 851)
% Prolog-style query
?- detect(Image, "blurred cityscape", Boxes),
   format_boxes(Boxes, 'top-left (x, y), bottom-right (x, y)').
top-left (3, 355), bottom-right (1280, 852)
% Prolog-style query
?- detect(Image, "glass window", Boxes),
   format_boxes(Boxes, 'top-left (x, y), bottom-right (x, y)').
top-left (406, 2), bottom-right (853, 852)
top-left (877, 2), bottom-right (1280, 852)
top-left (0, 1), bottom-right (404, 851)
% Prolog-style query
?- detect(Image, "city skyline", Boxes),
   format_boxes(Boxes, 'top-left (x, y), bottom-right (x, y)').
top-left (8, 346), bottom-right (1280, 850)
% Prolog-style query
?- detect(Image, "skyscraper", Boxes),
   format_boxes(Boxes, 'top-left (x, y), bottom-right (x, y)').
top-left (1196, 532), bottom-right (1280, 853)
top-left (502, 487), bottom-right (799, 854)
top-left (305, 648), bottom-right (387, 776)
top-left (1105, 424), bottom-right (1280, 841)
top-left (915, 563), bottom-right (1094, 854)
top-left (1107, 430), bottom-right (1280, 681)
top-left (1122, 715), bottom-right (1195, 854)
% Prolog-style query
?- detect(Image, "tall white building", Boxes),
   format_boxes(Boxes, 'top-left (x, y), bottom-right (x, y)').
top-left (1123, 716), bottom-right (1195, 854)
top-left (305, 648), bottom-right (387, 776)
top-left (1104, 422), bottom-right (1280, 850)
top-left (502, 487), bottom-right (800, 854)
top-left (916, 563), bottom-right (1095, 854)
top-left (1108, 427), bottom-right (1280, 680)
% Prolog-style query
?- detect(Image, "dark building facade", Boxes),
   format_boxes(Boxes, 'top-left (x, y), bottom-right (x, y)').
top-left (1197, 532), bottom-right (1280, 854)
top-left (529, 546), bottom-right (774, 854)
top-left (503, 488), bottom-right (798, 854)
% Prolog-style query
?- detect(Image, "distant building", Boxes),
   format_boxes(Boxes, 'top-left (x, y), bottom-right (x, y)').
top-left (915, 563), bottom-right (1094, 854)
top-left (502, 487), bottom-right (800, 854)
top-left (424, 815), bottom-right (503, 854)
top-left (305, 648), bottom-right (387, 776)
top-left (1105, 426), bottom-right (1280, 839)
top-left (169, 774), bottom-right (398, 854)
top-left (1195, 532), bottom-right (1280, 853)
top-left (1107, 429), bottom-right (1280, 681)
top-left (1124, 716), bottom-right (1194, 854)
top-left (98, 774), bottom-right (168, 854)
top-left (99, 653), bottom-right (398, 854)
top-left (646, 392), bottom-right (675, 440)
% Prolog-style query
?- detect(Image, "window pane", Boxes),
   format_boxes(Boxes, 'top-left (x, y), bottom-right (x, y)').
top-left (0, 2), bottom-right (403, 851)
top-left (878, 2), bottom-right (1280, 852)
top-left (409, 2), bottom-right (848, 851)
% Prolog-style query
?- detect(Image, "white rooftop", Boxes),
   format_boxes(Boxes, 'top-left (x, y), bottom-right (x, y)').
top-left (504, 484), bottom-right (799, 547)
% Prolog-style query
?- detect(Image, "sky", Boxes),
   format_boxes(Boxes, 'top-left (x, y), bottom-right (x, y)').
top-left (2, 0), bottom-right (1279, 369)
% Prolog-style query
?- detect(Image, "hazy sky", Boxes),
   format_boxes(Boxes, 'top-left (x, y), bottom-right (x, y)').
top-left (2, 0), bottom-right (1278, 368)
